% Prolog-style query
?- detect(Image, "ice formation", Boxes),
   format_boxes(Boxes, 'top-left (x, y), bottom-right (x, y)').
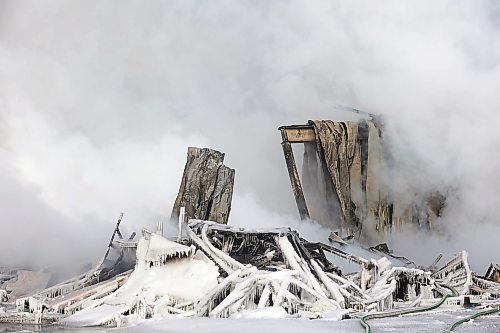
top-left (1, 219), bottom-right (498, 327)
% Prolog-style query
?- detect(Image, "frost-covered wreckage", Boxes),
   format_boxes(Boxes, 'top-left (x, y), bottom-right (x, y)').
top-left (0, 121), bottom-right (499, 329)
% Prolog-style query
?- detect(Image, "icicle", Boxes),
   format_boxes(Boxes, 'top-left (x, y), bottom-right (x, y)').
top-left (209, 275), bottom-right (256, 317)
top-left (230, 295), bottom-right (247, 313)
top-left (326, 272), bottom-right (365, 298)
top-left (197, 269), bottom-right (243, 314)
top-left (273, 280), bottom-right (290, 308)
top-left (177, 207), bottom-right (185, 242)
top-left (257, 282), bottom-right (271, 308)
top-left (276, 236), bottom-right (326, 297)
top-left (310, 259), bottom-right (344, 308)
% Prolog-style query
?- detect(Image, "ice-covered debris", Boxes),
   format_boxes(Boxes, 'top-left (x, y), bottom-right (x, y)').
top-left (63, 234), bottom-right (219, 326)
top-left (5, 219), bottom-right (498, 328)
top-left (431, 251), bottom-right (500, 300)
top-left (485, 264), bottom-right (500, 283)
top-left (432, 251), bottom-right (472, 295)
top-left (197, 266), bottom-right (340, 319)
top-left (7, 215), bottom-right (137, 318)
top-left (187, 220), bottom-right (437, 316)
top-left (144, 234), bottom-right (194, 267)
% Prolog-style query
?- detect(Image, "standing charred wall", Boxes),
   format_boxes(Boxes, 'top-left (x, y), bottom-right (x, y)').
top-left (302, 119), bottom-right (444, 240)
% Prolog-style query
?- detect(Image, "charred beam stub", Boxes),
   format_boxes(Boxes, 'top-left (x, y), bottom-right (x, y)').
top-left (171, 147), bottom-right (235, 224)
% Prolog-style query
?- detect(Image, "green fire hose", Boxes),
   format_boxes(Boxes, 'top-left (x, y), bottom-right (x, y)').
top-left (360, 294), bottom-right (451, 333)
top-left (360, 284), bottom-right (458, 333)
top-left (447, 306), bottom-right (500, 332)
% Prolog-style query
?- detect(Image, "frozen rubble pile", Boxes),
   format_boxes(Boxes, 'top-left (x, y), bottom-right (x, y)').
top-left (1, 220), bottom-right (499, 327)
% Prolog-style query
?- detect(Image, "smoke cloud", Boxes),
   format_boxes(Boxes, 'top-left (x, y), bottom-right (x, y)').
top-left (0, 0), bottom-right (499, 271)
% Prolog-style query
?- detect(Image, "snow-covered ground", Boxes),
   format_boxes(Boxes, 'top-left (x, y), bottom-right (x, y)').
top-left (116, 310), bottom-right (500, 333)
top-left (1, 309), bottom-right (498, 333)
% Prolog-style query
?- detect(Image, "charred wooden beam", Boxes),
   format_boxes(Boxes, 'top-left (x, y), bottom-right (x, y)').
top-left (280, 141), bottom-right (310, 220)
top-left (102, 213), bottom-right (124, 263)
top-left (308, 242), bottom-right (369, 266)
top-left (485, 264), bottom-right (500, 283)
top-left (188, 220), bottom-right (343, 275)
top-left (278, 125), bottom-right (316, 143)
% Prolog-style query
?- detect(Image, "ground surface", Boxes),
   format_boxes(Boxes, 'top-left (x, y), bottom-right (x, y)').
top-left (0, 309), bottom-right (499, 333)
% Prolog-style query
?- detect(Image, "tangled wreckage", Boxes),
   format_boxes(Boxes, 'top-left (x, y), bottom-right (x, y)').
top-left (0, 120), bottom-right (499, 330)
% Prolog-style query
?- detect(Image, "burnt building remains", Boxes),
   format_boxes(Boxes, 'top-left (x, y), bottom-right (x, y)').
top-left (279, 118), bottom-right (445, 240)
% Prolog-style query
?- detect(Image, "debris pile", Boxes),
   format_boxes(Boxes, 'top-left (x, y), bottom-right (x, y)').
top-left (485, 264), bottom-right (500, 284)
top-left (0, 144), bottom-right (498, 330)
top-left (0, 213), bottom-right (137, 323)
top-left (433, 253), bottom-right (500, 299)
top-left (184, 220), bottom-right (437, 315)
top-left (2, 218), bottom-right (498, 327)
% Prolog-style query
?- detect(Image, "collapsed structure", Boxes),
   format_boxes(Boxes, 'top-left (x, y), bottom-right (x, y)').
top-left (1, 140), bottom-right (498, 329)
top-left (279, 119), bottom-right (445, 239)
top-left (1, 218), bottom-right (498, 327)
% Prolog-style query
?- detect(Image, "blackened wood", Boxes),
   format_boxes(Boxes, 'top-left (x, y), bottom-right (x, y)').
top-left (281, 141), bottom-right (310, 220)
top-left (278, 125), bottom-right (316, 142)
top-left (207, 165), bottom-right (235, 223)
top-left (171, 147), bottom-right (235, 224)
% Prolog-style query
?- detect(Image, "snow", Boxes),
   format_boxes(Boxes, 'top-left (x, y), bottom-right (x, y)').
top-left (145, 234), bottom-right (194, 264)
top-left (116, 236), bottom-right (219, 301)
top-left (1, 309), bottom-right (500, 332)
top-left (63, 235), bottom-right (219, 326)
top-left (118, 317), bottom-right (360, 333)
top-left (113, 309), bottom-right (500, 333)
top-left (63, 303), bottom-right (130, 326)
top-left (230, 307), bottom-right (288, 319)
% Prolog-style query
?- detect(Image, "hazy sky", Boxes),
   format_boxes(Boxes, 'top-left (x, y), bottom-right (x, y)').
top-left (1, 0), bottom-right (499, 270)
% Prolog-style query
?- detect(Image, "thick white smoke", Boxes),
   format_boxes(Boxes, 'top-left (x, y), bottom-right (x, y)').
top-left (0, 0), bottom-right (499, 271)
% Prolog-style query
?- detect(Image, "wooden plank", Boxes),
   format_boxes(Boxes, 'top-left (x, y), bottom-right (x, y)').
top-left (281, 141), bottom-right (310, 220)
top-left (279, 125), bottom-right (316, 143)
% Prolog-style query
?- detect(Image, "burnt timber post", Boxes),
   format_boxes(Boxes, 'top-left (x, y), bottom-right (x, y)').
top-left (171, 147), bottom-right (235, 224)
top-left (279, 125), bottom-right (316, 220)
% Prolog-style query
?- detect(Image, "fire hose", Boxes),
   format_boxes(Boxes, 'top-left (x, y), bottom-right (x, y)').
top-left (360, 284), bottom-right (458, 333)
top-left (446, 306), bottom-right (500, 332)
